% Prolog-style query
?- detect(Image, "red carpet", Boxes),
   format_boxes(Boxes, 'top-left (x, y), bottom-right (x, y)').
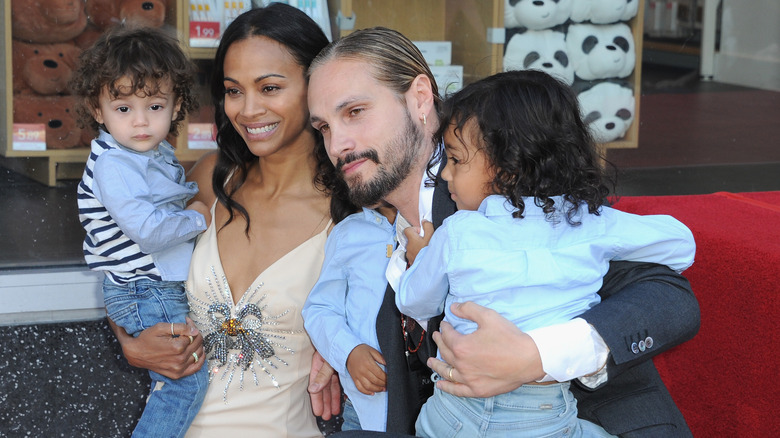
top-left (612, 191), bottom-right (780, 436)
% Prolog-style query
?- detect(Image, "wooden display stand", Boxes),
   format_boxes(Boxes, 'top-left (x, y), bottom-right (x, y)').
top-left (330, 0), bottom-right (645, 154)
top-left (1, 0), bottom-right (212, 186)
top-left (2, 1), bottom-right (644, 186)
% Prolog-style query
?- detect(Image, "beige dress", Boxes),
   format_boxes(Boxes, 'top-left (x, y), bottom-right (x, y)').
top-left (185, 205), bottom-right (330, 437)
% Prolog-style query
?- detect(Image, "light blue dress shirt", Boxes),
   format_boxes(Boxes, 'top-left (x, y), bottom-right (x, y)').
top-left (397, 194), bottom-right (695, 341)
top-left (78, 130), bottom-right (206, 284)
top-left (303, 208), bottom-right (396, 431)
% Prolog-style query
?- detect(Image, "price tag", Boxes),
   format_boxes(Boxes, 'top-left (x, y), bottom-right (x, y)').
top-left (12, 124), bottom-right (47, 151)
top-left (190, 21), bottom-right (220, 48)
top-left (188, 123), bottom-right (218, 150)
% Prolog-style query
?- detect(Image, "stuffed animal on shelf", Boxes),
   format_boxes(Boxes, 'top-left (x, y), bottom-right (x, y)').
top-left (504, 29), bottom-right (574, 85)
top-left (566, 23), bottom-right (635, 80)
top-left (504, 0), bottom-right (573, 30)
top-left (11, 0), bottom-right (89, 44)
top-left (578, 81), bottom-right (635, 143)
top-left (12, 40), bottom-right (82, 96)
top-left (85, 0), bottom-right (169, 30)
top-left (13, 95), bottom-right (90, 150)
top-left (571, 0), bottom-right (639, 24)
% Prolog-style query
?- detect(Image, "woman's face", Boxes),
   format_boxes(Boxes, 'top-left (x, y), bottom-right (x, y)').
top-left (222, 36), bottom-right (311, 158)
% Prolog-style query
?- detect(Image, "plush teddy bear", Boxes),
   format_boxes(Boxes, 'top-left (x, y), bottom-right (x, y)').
top-left (13, 95), bottom-right (89, 149)
top-left (85, 0), bottom-right (169, 31)
top-left (566, 23), bottom-right (635, 80)
top-left (11, 0), bottom-right (89, 44)
top-left (503, 29), bottom-right (574, 85)
top-left (504, 0), bottom-right (573, 30)
top-left (571, 0), bottom-right (639, 24)
top-left (578, 81), bottom-right (635, 143)
top-left (12, 40), bottom-right (82, 96)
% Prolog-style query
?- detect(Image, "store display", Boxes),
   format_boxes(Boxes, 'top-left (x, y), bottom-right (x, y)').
top-left (503, 0), bottom-right (643, 144)
top-left (579, 81), bottom-right (636, 143)
top-left (503, 29), bottom-right (574, 85)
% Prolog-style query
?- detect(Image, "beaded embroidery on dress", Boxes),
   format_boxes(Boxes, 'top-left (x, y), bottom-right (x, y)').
top-left (187, 267), bottom-right (303, 402)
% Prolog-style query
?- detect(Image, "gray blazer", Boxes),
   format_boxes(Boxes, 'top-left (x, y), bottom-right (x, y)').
top-left (368, 163), bottom-right (699, 437)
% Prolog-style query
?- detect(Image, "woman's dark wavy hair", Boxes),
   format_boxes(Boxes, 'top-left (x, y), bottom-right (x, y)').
top-left (436, 70), bottom-right (616, 225)
top-left (70, 25), bottom-right (197, 135)
top-left (210, 4), bottom-right (355, 231)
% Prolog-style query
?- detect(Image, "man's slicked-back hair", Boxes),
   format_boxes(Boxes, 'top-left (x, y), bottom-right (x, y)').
top-left (309, 27), bottom-right (441, 111)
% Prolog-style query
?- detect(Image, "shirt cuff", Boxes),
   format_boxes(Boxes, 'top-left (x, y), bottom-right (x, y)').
top-left (526, 318), bottom-right (609, 384)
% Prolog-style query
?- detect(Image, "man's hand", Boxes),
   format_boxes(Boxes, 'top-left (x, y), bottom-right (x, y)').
top-left (346, 344), bottom-right (387, 395)
top-left (308, 351), bottom-right (342, 420)
top-left (109, 317), bottom-right (204, 379)
top-left (428, 301), bottom-right (545, 398)
top-left (404, 220), bottom-right (434, 265)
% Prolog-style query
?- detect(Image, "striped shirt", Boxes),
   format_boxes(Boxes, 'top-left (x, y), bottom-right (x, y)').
top-left (77, 131), bottom-right (206, 284)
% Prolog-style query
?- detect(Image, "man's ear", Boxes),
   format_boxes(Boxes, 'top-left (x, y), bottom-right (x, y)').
top-left (407, 73), bottom-right (435, 116)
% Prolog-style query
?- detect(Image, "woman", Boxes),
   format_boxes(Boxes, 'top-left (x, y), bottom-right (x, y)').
top-left (110, 4), bottom-right (349, 436)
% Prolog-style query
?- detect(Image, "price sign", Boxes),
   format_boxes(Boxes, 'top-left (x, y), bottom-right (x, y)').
top-left (190, 21), bottom-right (220, 48)
top-left (12, 124), bottom-right (47, 151)
top-left (188, 123), bottom-right (218, 150)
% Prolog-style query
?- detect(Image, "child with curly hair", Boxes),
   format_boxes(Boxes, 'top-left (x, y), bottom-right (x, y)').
top-left (396, 70), bottom-right (696, 437)
top-left (72, 25), bottom-right (209, 438)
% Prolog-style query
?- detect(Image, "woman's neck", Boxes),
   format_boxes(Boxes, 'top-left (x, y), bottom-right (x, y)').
top-left (249, 133), bottom-right (319, 197)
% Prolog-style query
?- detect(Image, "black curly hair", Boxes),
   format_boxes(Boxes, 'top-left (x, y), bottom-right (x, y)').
top-left (436, 69), bottom-right (616, 225)
top-left (70, 25), bottom-right (197, 136)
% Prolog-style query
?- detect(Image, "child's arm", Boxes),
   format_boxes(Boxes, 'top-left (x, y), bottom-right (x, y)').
top-left (302, 224), bottom-right (365, 378)
top-left (92, 151), bottom-right (207, 254)
top-left (605, 208), bottom-right (696, 273)
top-left (396, 222), bottom-right (451, 321)
top-left (186, 200), bottom-right (212, 229)
top-left (346, 344), bottom-right (387, 395)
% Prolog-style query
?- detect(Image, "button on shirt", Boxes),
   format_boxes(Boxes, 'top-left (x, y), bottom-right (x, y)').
top-left (396, 195), bottom-right (695, 382)
top-left (78, 130), bottom-right (206, 284)
top-left (302, 208), bottom-right (396, 431)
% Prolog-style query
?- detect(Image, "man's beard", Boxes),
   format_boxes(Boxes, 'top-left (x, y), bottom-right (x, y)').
top-left (337, 109), bottom-right (426, 207)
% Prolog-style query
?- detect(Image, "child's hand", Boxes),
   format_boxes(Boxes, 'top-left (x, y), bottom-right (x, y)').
top-left (346, 344), bottom-right (386, 395)
top-left (186, 200), bottom-right (211, 229)
top-left (404, 220), bottom-right (434, 265)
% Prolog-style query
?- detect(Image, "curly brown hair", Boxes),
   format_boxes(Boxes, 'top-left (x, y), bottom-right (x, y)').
top-left (69, 25), bottom-right (197, 136)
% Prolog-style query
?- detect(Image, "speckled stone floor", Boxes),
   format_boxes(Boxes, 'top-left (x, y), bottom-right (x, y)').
top-left (0, 319), bottom-right (342, 436)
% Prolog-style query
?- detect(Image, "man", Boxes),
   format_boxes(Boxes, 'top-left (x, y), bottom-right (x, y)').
top-left (307, 27), bottom-right (699, 437)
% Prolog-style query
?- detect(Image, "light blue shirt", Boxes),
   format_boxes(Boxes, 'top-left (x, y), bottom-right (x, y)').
top-left (397, 195), bottom-right (695, 341)
top-left (78, 130), bottom-right (206, 284)
top-left (302, 208), bottom-right (396, 431)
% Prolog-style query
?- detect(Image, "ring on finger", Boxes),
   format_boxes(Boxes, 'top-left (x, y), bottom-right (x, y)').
top-left (170, 322), bottom-right (175, 337)
top-left (188, 335), bottom-right (194, 345)
top-left (447, 365), bottom-right (455, 382)
top-left (192, 352), bottom-right (199, 363)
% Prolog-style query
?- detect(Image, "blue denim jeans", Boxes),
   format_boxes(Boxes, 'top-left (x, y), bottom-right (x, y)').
top-left (103, 278), bottom-right (208, 438)
top-left (415, 383), bottom-right (615, 438)
top-left (341, 398), bottom-right (363, 431)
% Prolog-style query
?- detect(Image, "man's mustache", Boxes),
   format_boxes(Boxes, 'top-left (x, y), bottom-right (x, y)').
top-left (336, 149), bottom-right (380, 172)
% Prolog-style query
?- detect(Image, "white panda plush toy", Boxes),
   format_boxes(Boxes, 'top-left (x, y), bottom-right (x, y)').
top-left (504, 29), bottom-right (575, 85)
top-left (578, 82), bottom-right (635, 143)
top-left (570, 0), bottom-right (639, 24)
top-left (566, 23), bottom-right (635, 80)
top-left (504, 0), bottom-right (573, 30)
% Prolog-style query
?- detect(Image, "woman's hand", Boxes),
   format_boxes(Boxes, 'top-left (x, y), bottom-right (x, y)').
top-left (109, 317), bottom-right (205, 379)
top-left (308, 351), bottom-right (342, 419)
